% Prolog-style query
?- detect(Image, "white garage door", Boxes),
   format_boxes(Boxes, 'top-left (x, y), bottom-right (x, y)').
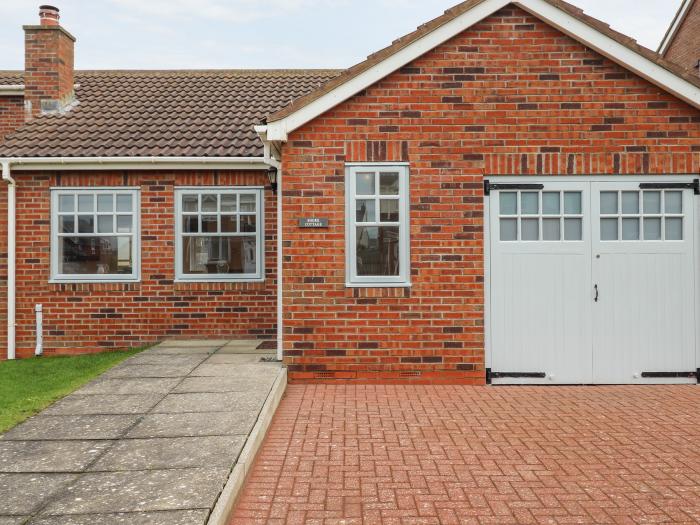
top-left (487, 178), bottom-right (698, 385)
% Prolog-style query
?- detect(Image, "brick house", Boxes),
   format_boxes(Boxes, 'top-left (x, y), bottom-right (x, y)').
top-left (658, 0), bottom-right (700, 75)
top-left (2, 1), bottom-right (700, 385)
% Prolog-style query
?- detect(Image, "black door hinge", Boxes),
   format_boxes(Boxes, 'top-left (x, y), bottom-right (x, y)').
top-left (489, 371), bottom-right (547, 379)
top-left (641, 371), bottom-right (697, 379)
top-left (484, 180), bottom-right (545, 196)
top-left (639, 179), bottom-right (700, 195)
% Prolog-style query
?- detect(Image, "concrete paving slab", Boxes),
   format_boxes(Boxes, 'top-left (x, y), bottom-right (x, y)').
top-left (160, 340), bottom-right (228, 348)
top-left (121, 354), bottom-right (207, 366)
top-left (0, 441), bottom-right (110, 473)
top-left (99, 363), bottom-right (198, 379)
top-left (145, 346), bottom-right (217, 355)
top-left (77, 378), bottom-right (180, 395)
top-left (0, 517), bottom-right (28, 525)
top-left (0, 474), bottom-right (77, 515)
top-left (189, 363), bottom-right (278, 377)
top-left (173, 375), bottom-right (276, 393)
top-left (29, 509), bottom-right (209, 525)
top-left (40, 468), bottom-right (229, 515)
top-left (88, 435), bottom-right (246, 471)
top-left (2, 415), bottom-right (140, 441)
top-left (202, 353), bottom-right (272, 365)
top-left (43, 394), bottom-right (162, 416)
top-left (216, 344), bottom-right (267, 354)
top-left (151, 392), bottom-right (268, 414)
top-left (126, 411), bottom-right (258, 438)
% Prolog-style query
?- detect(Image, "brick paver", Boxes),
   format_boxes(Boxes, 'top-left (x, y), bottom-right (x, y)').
top-left (231, 385), bottom-right (700, 524)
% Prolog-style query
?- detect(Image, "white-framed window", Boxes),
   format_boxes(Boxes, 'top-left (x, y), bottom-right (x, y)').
top-left (599, 190), bottom-right (684, 241)
top-left (51, 188), bottom-right (140, 282)
top-left (345, 164), bottom-right (410, 287)
top-left (499, 190), bottom-right (584, 242)
top-left (174, 187), bottom-right (264, 282)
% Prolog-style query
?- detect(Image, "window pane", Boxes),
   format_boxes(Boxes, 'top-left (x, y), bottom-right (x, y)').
top-left (600, 192), bottom-right (617, 214)
top-left (78, 195), bottom-right (93, 213)
top-left (500, 219), bottom-right (517, 241)
top-left (564, 192), bottom-right (582, 215)
top-left (116, 216), bottom-right (132, 234)
top-left (97, 215), bottom-right (113, 234)
top-left (380, 200), bottom-right (399, 222)
top-left (356, 172), bottom-right (375, 195)
top-left (622, 218), bottom-right (639, 240)
top-left (644, 218), bottom-right (661, 240)
top-left (621, 192), bottom-right (639, 214)
top-left (59, 237), bottom-right (132, 275)
top-left (183, 194), bottom-right (198, 212)
top-left (183, 215), bottom-right (199, 233)
top-left (221, 194), bottom-right (237, 213)
top-left (77, 215), bottom-right (94, 234)
top-left (643, 191), bottom-right (661, 214)
top-left (521, 218), bottom-right (539, 240)
top-left (59, 194), bottom-right (74, 213)
top-left (356, 200), bottom-right (375, 222)
top-left (356, 226), bottom-right (400, 276)
top-left (601, 218), bottom-right (618, 240)
top-left (116, 194), bottom-right (133, 213)
top-left (542, 218), bottom-right (560, 241)
top-left (564, 218), bottom-right (582, 241)
top-left (240, 194), bottom-right (256, 212)
top-left (97, 194), bottom-right (113, 213)
top-left (201, 194), bottom-right (217, 213)
top-left (221, 215), bottom-right (237, 233)
top-left (379, 172), bottom-right (399, 195)
top-left (521, 193), bottom-right (539, 215)
top-left (182, 236), bottom-right (257, 275)
top-left (665, 218), bottom-right (682, 240)
top-left (201, 216), bottom-right (217, 233)
top-left (665, 192), bottom-right (682, 214)
top-left (542, 192), bottom-right (560, 215)
top-left (59, 216), bottom-right (74, 234)
top-left (499, 192), bottom-right (517, 215)
top-left (240, 215), bottom-right (257, 233)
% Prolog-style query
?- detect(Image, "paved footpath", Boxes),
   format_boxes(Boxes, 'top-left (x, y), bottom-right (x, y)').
top-left (0, 339), bottom-right (282, 525)
top-left (232, 384), bottom-right (700, 525)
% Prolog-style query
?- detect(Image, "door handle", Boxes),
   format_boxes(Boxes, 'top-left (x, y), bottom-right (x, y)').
top-left (594, 284), bottom-right (599, 302)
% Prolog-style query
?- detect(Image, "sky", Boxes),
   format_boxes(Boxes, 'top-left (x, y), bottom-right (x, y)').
top-left (0, 0), bottom-right (684, 71)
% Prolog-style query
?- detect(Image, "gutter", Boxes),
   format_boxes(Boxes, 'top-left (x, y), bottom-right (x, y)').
top-left (0, 85), bottom-right (24, 97)
top-left (4, 156), bottom-right (269, 171)
top-left (255, 126), bottom-right (284, 362)
top-left (2, 161), bottom-right (16, 360)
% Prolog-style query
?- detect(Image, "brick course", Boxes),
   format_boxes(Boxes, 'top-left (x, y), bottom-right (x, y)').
top-left (280, 6), bottom-right (700, 384)
top-left (1, 170), bottom-right (277, 359)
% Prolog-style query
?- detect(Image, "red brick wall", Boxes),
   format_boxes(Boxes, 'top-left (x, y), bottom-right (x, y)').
top-left (665, 0), bottom-right (700, 75)
top-left (24, 24), bottom-right (74, 117)
top-left (0, 96), bottom-right (24, 140)
top-left (1, 170), bottom-right (276, 359)
top-left (280, 6), bottom-right (700, 384)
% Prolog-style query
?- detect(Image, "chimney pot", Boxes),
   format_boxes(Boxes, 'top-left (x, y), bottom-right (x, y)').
top-left (39, 5), bottom-right (60, 26)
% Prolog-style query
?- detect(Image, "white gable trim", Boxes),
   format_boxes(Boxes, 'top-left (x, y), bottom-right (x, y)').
top-left (658, 0), bottom-right (693, 55)
top-left (264, 0), bottom-right (700, 141)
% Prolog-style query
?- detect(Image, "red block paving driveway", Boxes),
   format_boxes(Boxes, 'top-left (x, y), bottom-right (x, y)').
top-left (230, 385), bottom-right (700, 524)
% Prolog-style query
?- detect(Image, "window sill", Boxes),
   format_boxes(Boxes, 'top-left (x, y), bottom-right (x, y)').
top-left (345, 282), bottom-right (412, 289)
top-left (174, 277), bottom-right (265, 284)
top-left (49, 278), bottom-right (140, 284)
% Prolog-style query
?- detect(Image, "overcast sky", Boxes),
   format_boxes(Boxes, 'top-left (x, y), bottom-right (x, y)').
top-left (0, 0), bottom-right (683, 70)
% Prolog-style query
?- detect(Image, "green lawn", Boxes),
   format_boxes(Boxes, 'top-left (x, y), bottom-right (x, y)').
top-left (0, 348), bottom-right (146, 433)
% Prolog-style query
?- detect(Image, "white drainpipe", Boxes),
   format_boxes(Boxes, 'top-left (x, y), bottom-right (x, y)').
top-left (276, 162), bottom-right (283, 362)
top-left (2, 161), bottom-right (16, 360)
top-left (35, 304), bottom-right (43, 356)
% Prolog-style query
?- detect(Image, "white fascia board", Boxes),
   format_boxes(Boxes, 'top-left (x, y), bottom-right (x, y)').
top-left (517, 0), bottom-right (700, 109)
top-left (266, 0), bottom-right (700, 141)
top-left (658, 0), bottom-right (692, 54)
top-left (6, 156), bottom-right (269, 171)
top-left (0, 85), bottom-right (24, 96)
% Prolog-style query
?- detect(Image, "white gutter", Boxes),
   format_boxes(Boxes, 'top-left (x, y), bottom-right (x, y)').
top-left (2, 161), bottom-right (16, 360)
top-left (0, 85), bottom-right (24, 97)
top-left (5, 156), bottom-right (269, 171)
top-left (255, 126), bottom-right (284, 362)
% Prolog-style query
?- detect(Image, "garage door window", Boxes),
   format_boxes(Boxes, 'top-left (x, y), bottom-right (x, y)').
top-left (599, 190), bottom-right (683, 241)
top-left (499, 191), bottom-right (583, 242)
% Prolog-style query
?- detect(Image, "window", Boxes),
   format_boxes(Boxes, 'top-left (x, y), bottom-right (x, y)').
top-left (51, 189), bottom-right (139, 282)
top-left (499, 190), bottom-right (583, 242)
top-left (175, 188), bottom-right (264, 281)
top-left (600, 190), bottom-right (683, 241)
top-left (346, 164), bottom-right (410, 286)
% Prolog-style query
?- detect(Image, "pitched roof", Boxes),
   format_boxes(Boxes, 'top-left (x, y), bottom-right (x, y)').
top-left (264, 0), bottom-right (700, 138)
top-left (658, 0), bottom-right (695, 55)
top-left (0, 70), bottom-right (339, 158)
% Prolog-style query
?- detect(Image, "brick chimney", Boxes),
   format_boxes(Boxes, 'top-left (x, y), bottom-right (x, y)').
top-left (23, 5), bottom-right (76, 119)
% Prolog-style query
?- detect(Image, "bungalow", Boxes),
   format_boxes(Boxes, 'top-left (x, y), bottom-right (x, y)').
top-left (1, 1), bottom-right (700, 385)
